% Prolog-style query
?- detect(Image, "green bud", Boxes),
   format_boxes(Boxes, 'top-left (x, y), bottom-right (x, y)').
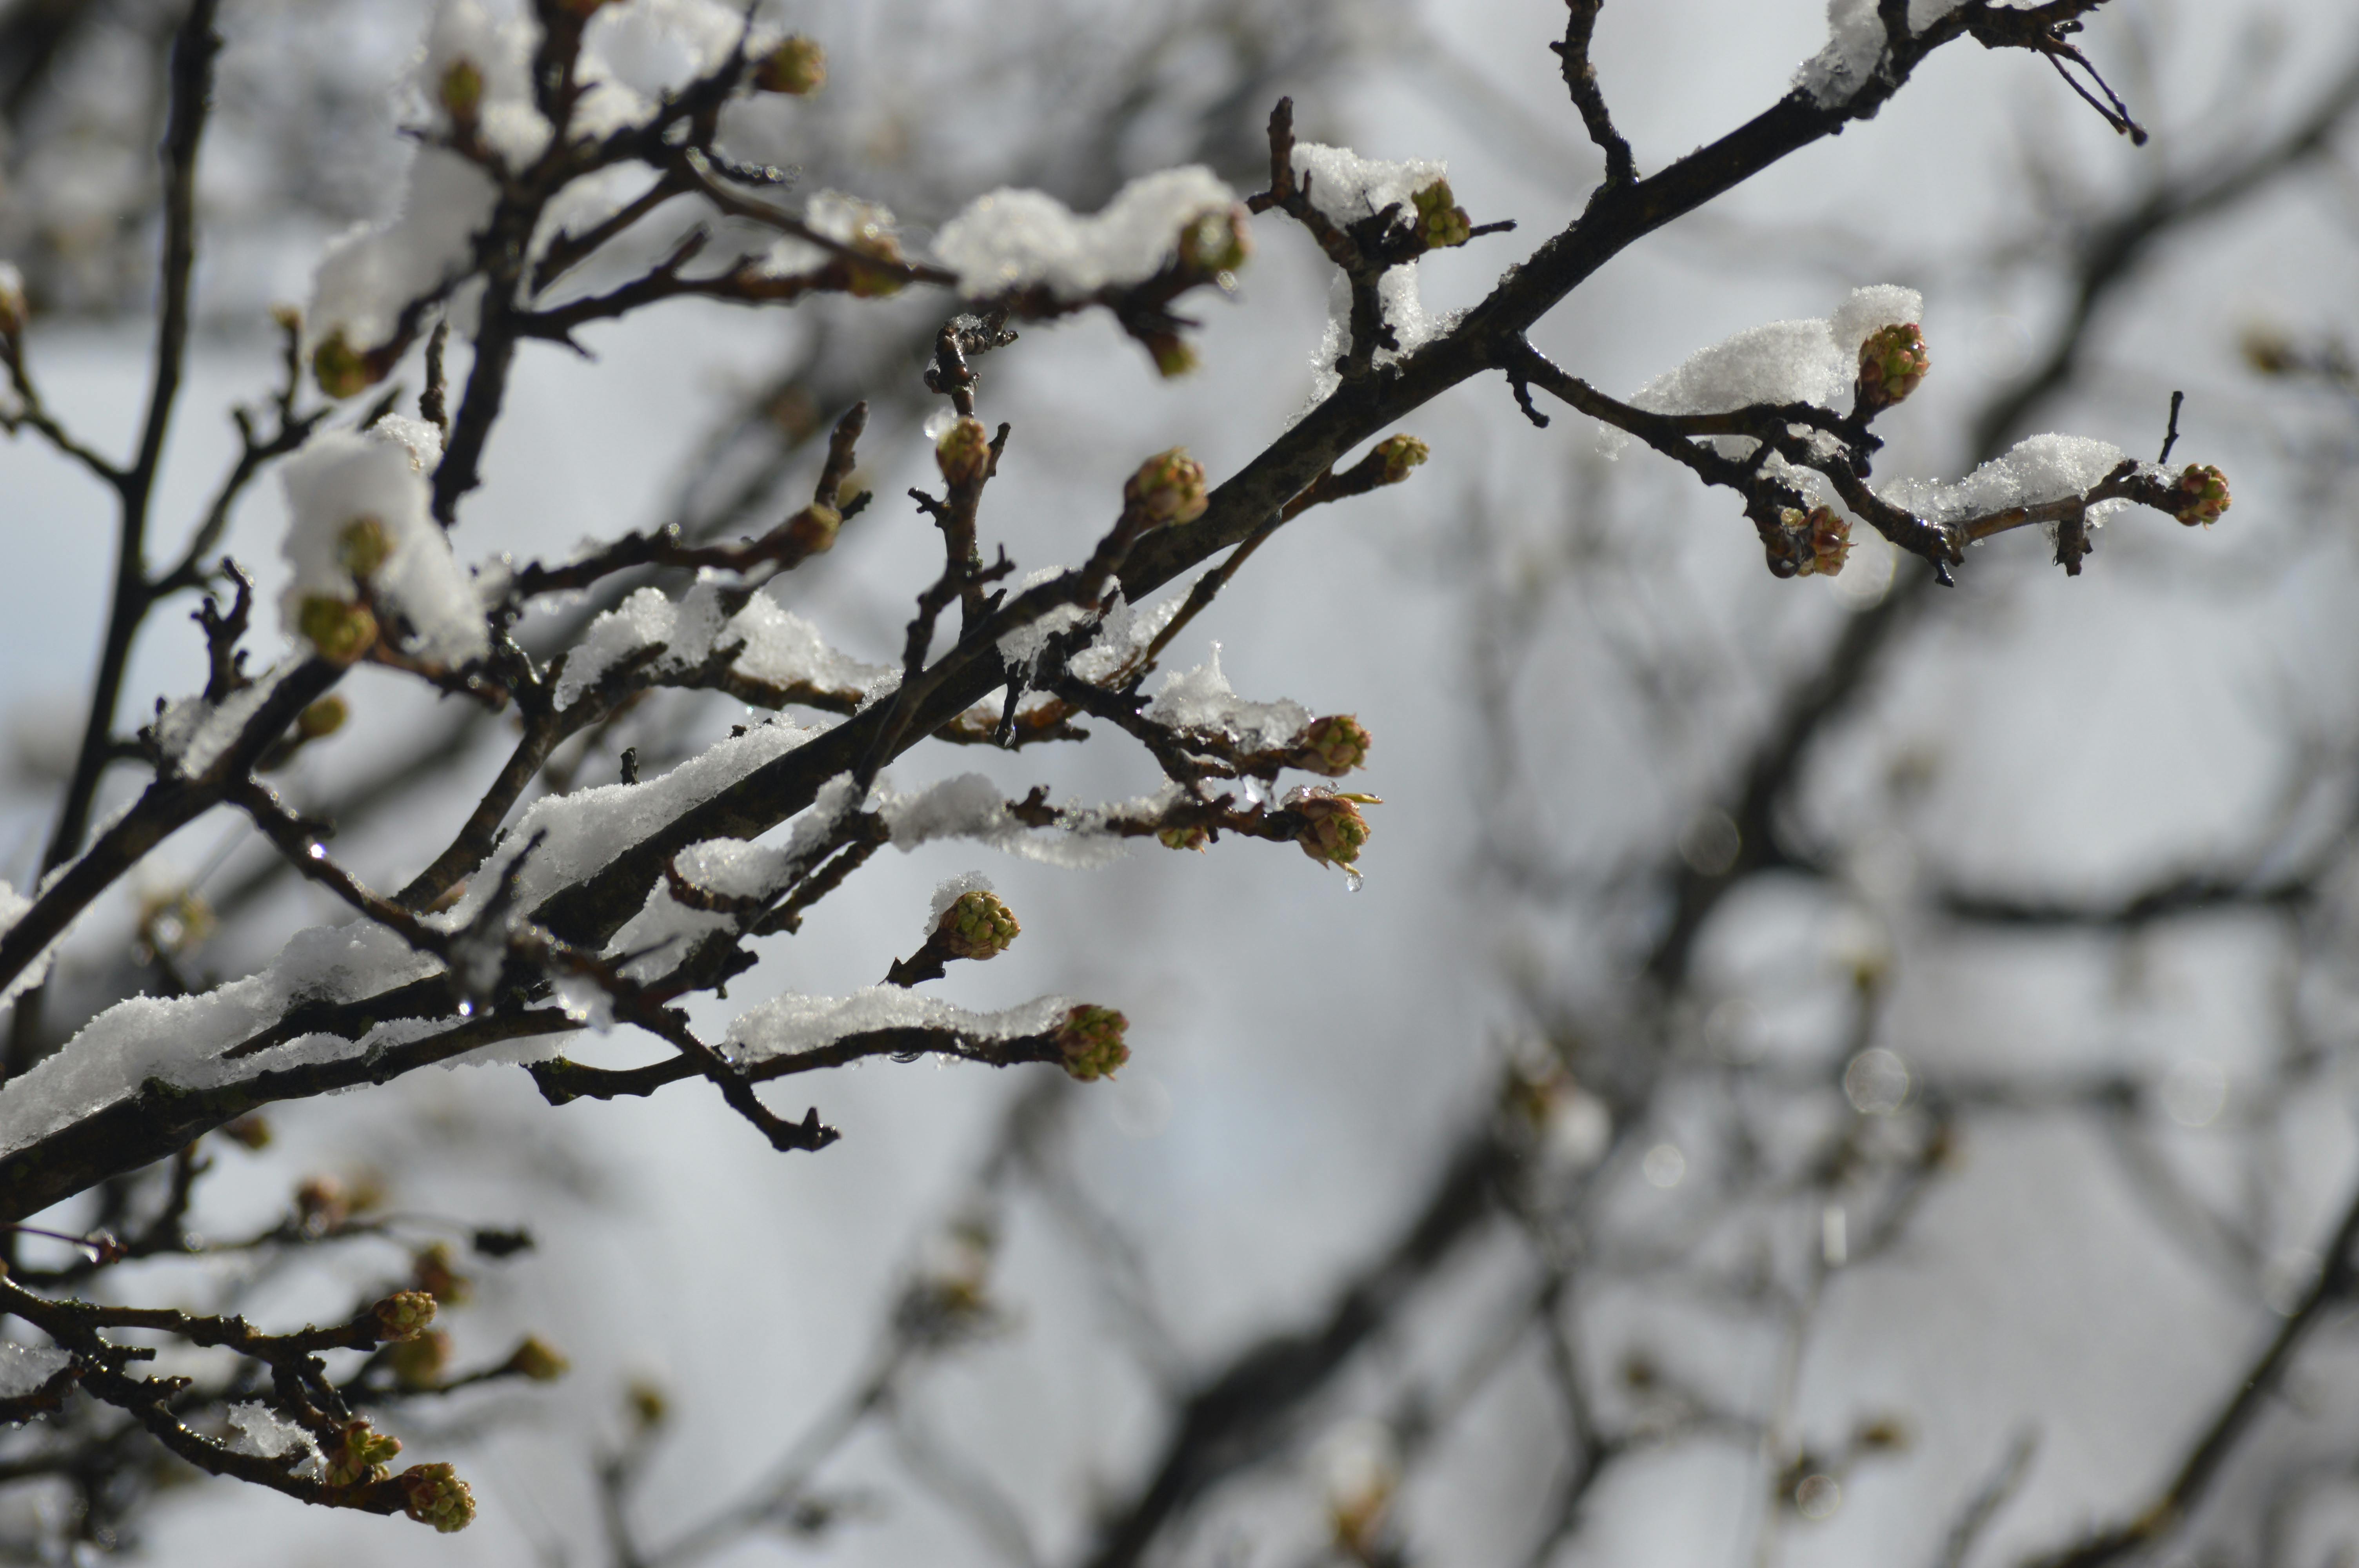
top-left (936, 417), bottom-right (992, 487)
top-left (505, 1335), bottom-right (570, 1382)
top-left (1296, 715), bottom-right (1371, 777)
top-left (1177, 205), bottom-right (1251, 275)
top-left (1056, 1005), bottom-right (1130, 1082)
top-left (389, 1329), bottom-right (451, 1390)
top-left (936, 889), bottom-right (1019, 961)
top-left (337, 514), bottom-right (392, 581)
top-left (1157, 824), bottom-right (1209, 852)
top-left (439, 58), bottom-right (483, 124)
top-left (373, 1290), bottom-right (438, 1343)
top-left (786, 502), bottom-right (842, 554)
top-left (295, 696), bottom-right (348, 740)
top-left (1124, 447), bottom-right (1209, 525)
top-left (311, 330), bottom-right (374, 399)
top-left (755, 35), bottom-right (827, 95)
top-left (325, 1420), bottom-right (402, 1488)
top-left (1374, 434), bottom-right (1428, 485)
top-left (1412, 180), bottom-right (1472, 249)
top-left (297, 596), bottom-right (379, 665)
top-left (398, 1462), bottom-right (477, 1532)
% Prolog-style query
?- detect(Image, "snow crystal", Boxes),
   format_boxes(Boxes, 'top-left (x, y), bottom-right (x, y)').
top-left (877, 775), bottom-right (1130, 868)
top-left (1290, 143), bottom-right (1445, 228)
top-left (0, 1341), bottom-right (68, 1397)
top-left (555, 577), bottom-right (893, 711)
top-left (151, 662), bottom-right (304, 782)
top-left (226, 1403), bottom-right (322, 1475)
top-left (1875, 434), bottom-right (2129, 525)
top-left (933, 166), bottom-right (1239, 299)
top-left (1146, 644), bottom-right (1312, 753)
top-left (1069, 589), bottom-right (1183, 685)
top-left (280, 428), bottom-right (489, 665)
top-left (925, 871), bottom-right (994, 933)
top-left (725, 989), bottom-right (1078, 1065)
top-left (1797, 0), bottom-right (1999, 105)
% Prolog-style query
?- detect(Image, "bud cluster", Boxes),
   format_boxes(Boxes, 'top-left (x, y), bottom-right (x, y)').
top-left (1856, 323), bottom-right (1930, 411)
top-left (1125, 448), bottom-right (1209, 525)
top-left (505, 1335), bottom-right (570, 1382)
top-left (438, 58), bottom-right (483, 126)
top-left (1056, 1005), bottom-right (1130, 1081)
top-left (325, 1420), bottom-right (401, 1488)
top-left (298, 596), bottom-right (379, 664)
top-left (1177, 204), bottom-right (1252, 276)
top-left (1294, 714), bottom-right (1372, 777)
top-left (389, 1329), bottom-right (451, 1390)
top-left (935, 416), bottom-right (992, 487)
top-left (936, 889), bottom-right (1020, 961)
top-left (398, 1462), bottom-right (477, 1532)
top-left (1157, 823), bottom-right (1210, 853)
top-left (2174, 463), bottom-right (2230, 526)
top-left (311, 330), bottom-right (374, 399)
top-left (1412, 181), bottom-right (1473, 250)
top-left (1289, 787), bottom-right (1376, 869)
top-left (1763, 506), bottom-right (1852, 580)
top-left (1373, 435), bottom-right (1429, 485)
top-left (372, 1290), bottom-right (438, 1343)
top-left (755, 35), bottom-right (827, 95)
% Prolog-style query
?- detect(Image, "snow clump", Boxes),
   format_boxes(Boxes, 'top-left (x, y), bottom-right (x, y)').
top-left (279, 427), bottom-right (489, 665)
top-left (932, 166), bottom-right (1241, 299)
top-left (1876, 434), bottom-right (2132, 526)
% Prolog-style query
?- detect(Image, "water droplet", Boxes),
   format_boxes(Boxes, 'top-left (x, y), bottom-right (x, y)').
top-left (1794, 1473), bottom-right (1841, 1521)
top-left (455, 999), bottom-right (474, 1018)
top-left (1843, 1048), bottom-right (1910, 1116)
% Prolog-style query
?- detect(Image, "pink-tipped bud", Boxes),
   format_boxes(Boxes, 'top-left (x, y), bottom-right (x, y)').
top-left (2174, 463), bottom-right (2230, 527)
top-left (1296, 715), bottom-right (1372, 777)
top-left (1125, 448), bottom-right (1209, 524)
top-left (1289, 787), bottom-right (1376, 869)
top-left (1857, 323), bottom-right (1929, 410)
top-left (398, 1462), bottom-right (477, 1532)
top-left (372, 1290), bottom-right (438, 1343)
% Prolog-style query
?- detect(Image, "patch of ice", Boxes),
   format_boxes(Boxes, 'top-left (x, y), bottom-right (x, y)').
top-left (225, 1403), bottom-right (323, 1475)
top-left (0, 1341), bottom-right (68, 1397)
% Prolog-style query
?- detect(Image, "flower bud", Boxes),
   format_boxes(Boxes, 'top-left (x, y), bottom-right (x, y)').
top-left (373, 1290), bottom-right (438, 1343)
top-left (1289, 787), bottom-right (1374, 869)
top-left (936, 417), bottom-right (992, 487)
top-left (1412, 180), bottom-right (1472, 249)
top-left (1158, 824), bottom-right (1209, 852)
top-left (297, 596), bottom-right (379, 665)
top-left (505, 1335), bottom-right (570, 1382)
top-left (325, 1420), bottom-right (401, 1488)
top-left (311, 330), bottom-right (373, 399)
top-left (1857, 323), bottom-right (1929, 410)
top-left (1177, 205), bottom-right (1251, 275)
top-left (1374, 435), bottom-right (1428, 485)
top-left (398, 1462), bottom-right (477, 1532)
top-left (785, 502), bottom-right (842, 554)
top-left (220, 1114), bottom-right (271, 1150)
top-left (295, 696), bottom-right (348, 740)
top-left (1056, 1005), bottom-right (1130, 1082)
top-left (2174, 463), bottom-right (2230, 526)
top-left (410, 1240), bottom-right (471, 1305)
top-left (1296, 715), bottom-right (1371, 777)
top-left (389, 1328), bottom-right (451, 1390)
top-left (1146, 332), bottom-right (1200, 379)
top-left (936, 889), bottom-right (1019, 961)
top-left (1803, 505), bottom-right (1850, 577)
top-left (0, 262), bottom-right (26, 339)
top-left (439, 58), bottom-right (483, 125)
top-left (843, 216), bottom-right (905, 298)
top-left (755, 34), bottom-right (827, 95)
top-left (1124, 447), bottom-right (1209, 525)
top-left (337, 514), bottom-right (392, 581)
top-left (295, 1174), bottom-right (350, 1232)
